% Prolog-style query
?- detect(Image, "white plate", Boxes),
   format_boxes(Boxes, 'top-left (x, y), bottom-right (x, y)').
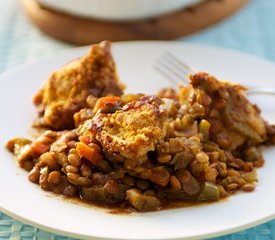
top-left (1, 41), bottom-right (275, 240)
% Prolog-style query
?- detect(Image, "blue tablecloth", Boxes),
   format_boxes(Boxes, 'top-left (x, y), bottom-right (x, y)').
top-left (1, 0), bottom-right (275, 239)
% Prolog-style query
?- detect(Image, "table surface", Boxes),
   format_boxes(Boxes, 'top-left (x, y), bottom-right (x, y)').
top-left (1, 0), bottom-right (275, 239)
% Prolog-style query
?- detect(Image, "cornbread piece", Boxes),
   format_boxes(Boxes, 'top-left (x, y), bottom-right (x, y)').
top-left (190, 72), bottom-right (267, 150)
top-left (91, 96), bottom-right (167, 168)
top-left (33, 41), bottom-right (124, 130)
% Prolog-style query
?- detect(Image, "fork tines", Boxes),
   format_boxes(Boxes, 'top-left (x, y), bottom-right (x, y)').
top-left (154, 52), bottom-right (196, 86)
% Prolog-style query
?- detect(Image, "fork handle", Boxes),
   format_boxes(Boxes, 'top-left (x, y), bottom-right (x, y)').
top-left (246, 88), bottom-right (275, 96)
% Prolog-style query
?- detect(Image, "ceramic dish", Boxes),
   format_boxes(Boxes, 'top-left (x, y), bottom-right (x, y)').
top-left (38, 0), bottom-right (204, 21)
top-left (1, 41), bottom-right (275, 239)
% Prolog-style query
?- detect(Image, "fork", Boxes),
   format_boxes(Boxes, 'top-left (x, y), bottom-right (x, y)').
top-left (155, 52), bottom-right (275, 96)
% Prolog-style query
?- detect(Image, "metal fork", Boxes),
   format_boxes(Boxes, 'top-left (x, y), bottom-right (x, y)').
top-left (155, 52), bottom-right (275, 96)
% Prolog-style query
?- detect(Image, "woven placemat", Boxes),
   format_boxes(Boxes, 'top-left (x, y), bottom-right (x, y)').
top-left (0, 213), bottom-right (76, 240)
top-left (0, 212), bottom-right (274, 240)
top-left (1, 0), bottom-right (275, 239)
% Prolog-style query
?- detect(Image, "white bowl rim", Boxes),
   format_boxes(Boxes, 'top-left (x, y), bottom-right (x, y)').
top-left (38, 0), bottom-right (204, 21)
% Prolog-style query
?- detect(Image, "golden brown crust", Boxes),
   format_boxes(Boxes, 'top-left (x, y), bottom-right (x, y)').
top-left (34, 41), bottom-right (124, 130)
top-left (91, 96), bottom-right (167, 168)
top-left (190, 72), bottom-right (267, 150)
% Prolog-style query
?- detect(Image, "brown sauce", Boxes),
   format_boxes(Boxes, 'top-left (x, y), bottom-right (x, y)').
top-left (50, 192), bottom-right (228, 214)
